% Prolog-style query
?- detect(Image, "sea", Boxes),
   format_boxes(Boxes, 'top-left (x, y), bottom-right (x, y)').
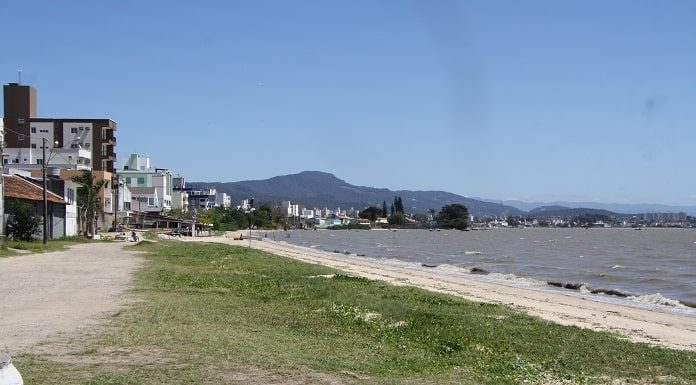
top-left (267, 227), bottom-right (696, 316)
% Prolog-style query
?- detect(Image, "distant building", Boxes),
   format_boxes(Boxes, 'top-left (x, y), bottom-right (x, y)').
top-left (188, 188), bottom-right (217, 210)
top-left (643, 212), bottom-right (687, 222)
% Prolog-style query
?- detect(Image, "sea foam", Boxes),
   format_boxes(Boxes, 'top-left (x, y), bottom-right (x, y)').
top-left (627, 293), bottom-right (687, 308)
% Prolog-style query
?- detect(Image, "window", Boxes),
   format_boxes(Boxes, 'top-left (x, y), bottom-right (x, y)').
top-left (70, 144), bottom-right (79, 148)
top-left (31, 127), bottom-right (36, 133)
top-left (71, 127), bottom-right (78, 134)
top-left (40, 129), bottom-right (49, 133)
top-left (137, 177), bottom-right (145, 185)
top-left (66, 188), bottom-right (75, 204)
top-left (3, 159), bottom-right (7, 164)
top-left (18, 134), bottom-right (25, 140)
top-left (31, 144), bottom-right (36, 148)
top-left (17, 118), bottom-right (25, 124)
top-left (13, 159), bottom-right (18, 164)
top-left (126, 177), bottom-right (132, 184)
top-left (36, 159), bottom-right (43, 164)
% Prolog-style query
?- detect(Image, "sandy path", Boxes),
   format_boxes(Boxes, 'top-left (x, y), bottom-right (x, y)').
top-left (182, 234), bottom-right (696, 351)
top-left (0, 242), bottom-right (144, 355)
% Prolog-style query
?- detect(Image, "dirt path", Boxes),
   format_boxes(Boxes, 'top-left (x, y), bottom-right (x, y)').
top-left (181, 234), bottom-right (696, 351)
top-left (0, 242), bottom-right (144, 355)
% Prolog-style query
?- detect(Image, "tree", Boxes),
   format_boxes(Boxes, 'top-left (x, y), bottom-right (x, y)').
top-left (359, 206), bottom-right (383, 222)
top-left (390, 203), bottom-right (395, 216)
top-left (428, 208), bottom-right (437, 220)
top-left (6, 201), bottom-right (41, 241)
top-left (437, 204), bottom-right (470, 230)
top-left (382, 201), bottom-right (388, 218)
top-left (396, 196), bottom-right (404, 213)
top-left (388, 212), bottom-right (406, 225)
top-left (72, 170), bottom-right (107, 236)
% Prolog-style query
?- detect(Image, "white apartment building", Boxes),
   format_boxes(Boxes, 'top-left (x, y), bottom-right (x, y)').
top-left (117, 154), bottom-right (173, 213)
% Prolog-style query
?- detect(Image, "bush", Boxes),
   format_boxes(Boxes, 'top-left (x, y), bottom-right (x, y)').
top-left (6, 201), bottom-right (42, 241)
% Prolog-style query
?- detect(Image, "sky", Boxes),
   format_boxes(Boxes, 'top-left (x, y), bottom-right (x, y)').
top-left (2, 0), bottom-right (695, 206)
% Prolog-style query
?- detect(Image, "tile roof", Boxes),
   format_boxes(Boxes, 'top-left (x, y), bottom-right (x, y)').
top-left (4, 175), bottom-right (66, 204)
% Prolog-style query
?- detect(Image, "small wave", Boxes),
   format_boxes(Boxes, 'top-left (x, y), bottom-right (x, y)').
top-left (464, 251), bottom-right (484, 255)
top-left (627, 293), bottom-right (688, 308)
top-left (435, 263), bottom-right (469, 273)
top-left (611, 265), bottom-right (625, 269)
top-left (488, 272), bottom-right (546, 286)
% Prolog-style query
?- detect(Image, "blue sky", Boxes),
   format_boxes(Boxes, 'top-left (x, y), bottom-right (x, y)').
top-left (2, 1), bottom-right (695, 205)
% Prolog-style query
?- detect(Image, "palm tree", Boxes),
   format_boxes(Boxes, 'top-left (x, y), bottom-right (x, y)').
top-left (72, 170), bottom-right (107, 236)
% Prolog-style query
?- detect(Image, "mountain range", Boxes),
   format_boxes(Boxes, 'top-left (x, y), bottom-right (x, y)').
top-left (192, 171), bottom-right (524, 217)
top-left (192, 171), bottom-right (695, 217)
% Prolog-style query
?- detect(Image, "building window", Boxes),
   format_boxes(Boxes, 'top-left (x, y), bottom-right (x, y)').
top-left (71, 127), bottom-right (78, 134)
top-left (125, 177), bottom-right (131, 185)
top-left (3, 159), bottom-right (7, 165)
top-left (36, 159), bottom-right (43, 164)
top-left (40, 129), bottom-right (49, 133)
top-left (31, 127), bottom-right (37, 133)
top-left (137, 177), bottom-right (145, 185)
top-left (31, 144), bottom-right (37, 148)
top-left (17, 118), bottom-right (25, 125)
top-left (70, 144), bottom-right (79, 148)
top-left (18, 134), bottom-right (25, 140)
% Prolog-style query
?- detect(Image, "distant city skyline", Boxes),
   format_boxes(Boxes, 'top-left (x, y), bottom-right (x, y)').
top-left (2, 1), bottom-right (695, 206)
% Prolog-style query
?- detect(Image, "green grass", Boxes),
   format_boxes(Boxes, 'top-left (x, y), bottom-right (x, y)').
top-left (14, 241), bottom-right (696, 384)
top-left (1, 235), bottom-right (98, 256)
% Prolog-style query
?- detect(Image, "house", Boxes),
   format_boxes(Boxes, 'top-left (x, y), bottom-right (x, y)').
top-left (29, 169), bottom-right (130, 231)
top-left (3, 174), bottom-right (67, 239)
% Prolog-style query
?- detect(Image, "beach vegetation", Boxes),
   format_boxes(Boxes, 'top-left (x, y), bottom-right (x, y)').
top-left (13, 241), bottom-right (696, 384)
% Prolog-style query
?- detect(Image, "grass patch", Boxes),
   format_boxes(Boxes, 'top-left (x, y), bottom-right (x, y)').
top-left (2, 235), bottom-right (98, 255)
top-left (14, 241), bottom-right (696, 384)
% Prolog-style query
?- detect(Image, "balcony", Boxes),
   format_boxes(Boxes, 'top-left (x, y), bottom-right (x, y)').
top-left (101, 128), bottom-right (117, 145)
top-left (101, 145), bottom-right (116, 159)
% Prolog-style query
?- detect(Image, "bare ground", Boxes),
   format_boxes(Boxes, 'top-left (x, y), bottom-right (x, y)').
top-left (0, 242), bottom-right (145, 355)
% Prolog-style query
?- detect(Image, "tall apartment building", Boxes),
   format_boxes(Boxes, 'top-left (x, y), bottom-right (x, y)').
top-left (2, 83), bottom-right (117, 173)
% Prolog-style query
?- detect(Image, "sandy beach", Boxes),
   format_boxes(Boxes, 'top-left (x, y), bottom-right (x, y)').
top-left (179, 233), bottom-right (696, 351)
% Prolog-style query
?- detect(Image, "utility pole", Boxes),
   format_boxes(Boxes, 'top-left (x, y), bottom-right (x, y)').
top-left (42, 138), bottom-right (48, 244)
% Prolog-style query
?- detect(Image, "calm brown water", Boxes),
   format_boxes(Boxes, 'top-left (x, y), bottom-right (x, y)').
top-left (273, 228), bottom-right (696, 315)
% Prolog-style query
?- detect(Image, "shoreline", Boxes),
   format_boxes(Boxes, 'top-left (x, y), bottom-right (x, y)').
top-left (178, 233), bottom-right (696, 351)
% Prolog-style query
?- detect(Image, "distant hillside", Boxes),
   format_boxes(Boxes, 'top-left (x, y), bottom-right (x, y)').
top-left (192, 171), bottom-right (525, 217)
top-left (477, 198), bottom-right (696, 216)
top-left (527, 206), bottom-right (620, 218)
